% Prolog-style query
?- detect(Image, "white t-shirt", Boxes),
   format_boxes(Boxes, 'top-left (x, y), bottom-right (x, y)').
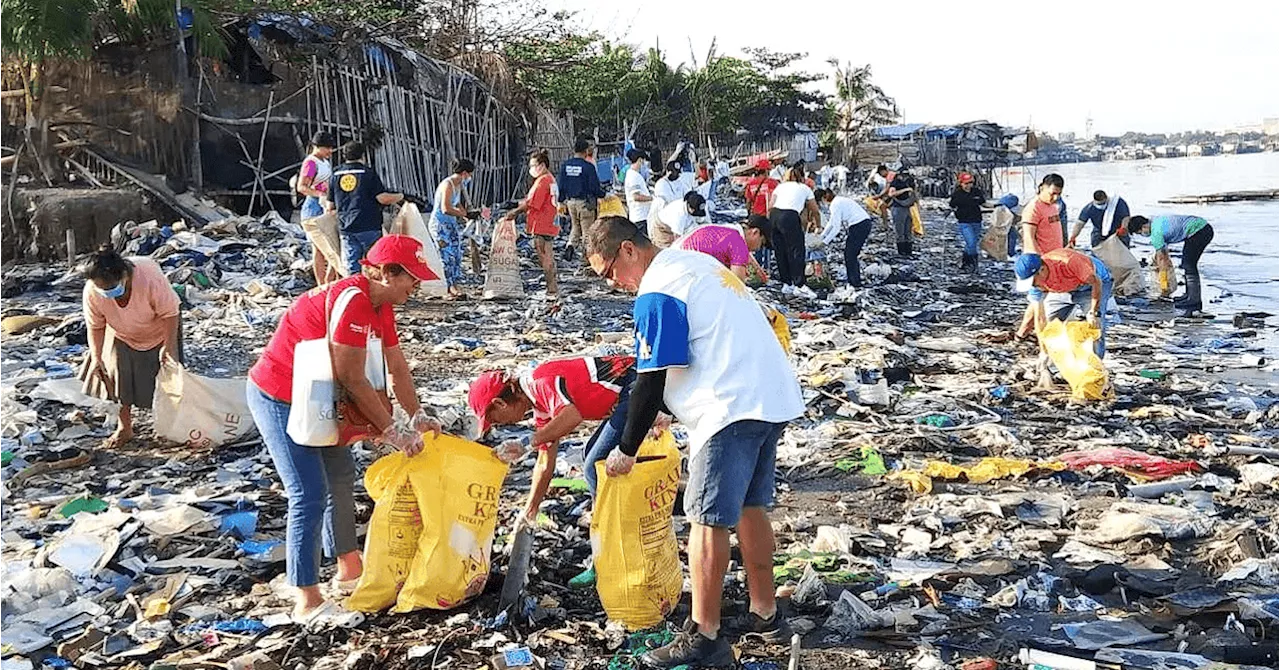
top-left (821, 196), bottom-right (873, 243)
top-left (652, 177), bottom-right (683, 214)
top-left (769, 165), bottom-right (786, 181)
top-left (657, 199), bottom-right (695, 237)
top-left (771, 182), bottom-right (814, 213)
top-left (633, 249), bottom-right (804, 453)
top-left (714, 161), bottom-right (731, 180)
top-left (624, 168), bottom-right (652, 222)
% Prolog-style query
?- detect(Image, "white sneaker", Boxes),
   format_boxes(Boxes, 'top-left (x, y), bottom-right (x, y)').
top-left (292, 601), bottom-right (365, 630)
top-left (796, 285), bottom-right (817, 300)
top-left (781, 285), bottom-right (795, 296)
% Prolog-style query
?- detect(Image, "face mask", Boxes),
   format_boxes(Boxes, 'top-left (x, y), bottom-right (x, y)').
top-left (463, 176), bottom-right (473, 187)
top-left (667, 172), bottom-right (679, 181)
top-left (97, 282), bottom-right (126, 299)
top-left (529, 167), bottom-right (541, 178)
top-left (1094, 200), bottom-right (1108, 209)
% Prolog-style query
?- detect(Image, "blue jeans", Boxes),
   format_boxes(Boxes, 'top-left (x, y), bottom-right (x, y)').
top-left (583, 370), bottom-right (636, 496)
top-left (957, 221), bottom-right (981, 256)
top-left (684, 420), bottom-right (788, 527)
top-left (1043, 257), bottom-right (1114, 359)
top-left (340, 229), bottom-right (382, 276)
top-left (246, 382), bottom-right (358, 587)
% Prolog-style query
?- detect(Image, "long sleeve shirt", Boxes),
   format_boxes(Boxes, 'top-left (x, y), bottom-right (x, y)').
top-left (556, 157), bottom-right (605, 202)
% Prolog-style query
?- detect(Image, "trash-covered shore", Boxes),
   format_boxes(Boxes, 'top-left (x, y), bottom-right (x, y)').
top-left (2, 199), bottom-right (1277, 670)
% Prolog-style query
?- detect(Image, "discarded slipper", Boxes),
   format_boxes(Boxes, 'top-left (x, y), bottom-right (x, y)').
top-left (292, 600), bottom-right (365, 630)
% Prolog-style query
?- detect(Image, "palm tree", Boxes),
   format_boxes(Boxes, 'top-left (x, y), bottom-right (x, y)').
top-left (827, 59), bottom-right (899, 164)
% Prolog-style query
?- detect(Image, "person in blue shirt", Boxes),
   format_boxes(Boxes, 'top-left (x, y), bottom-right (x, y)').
top-left (327, 141), bottom-right (403, 274)
top-left (556, 138), bottom-right (606, 264)
top-left (1125, 214), bottom-right (1215, 316)
top-left (1069, 190), bottom-right (1131, 248)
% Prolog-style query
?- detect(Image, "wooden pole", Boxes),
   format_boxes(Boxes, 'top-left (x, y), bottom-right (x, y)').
top-left (249, 90), bottom-right (274, 213)
top-left (65, 229), bottom-right (75, 261)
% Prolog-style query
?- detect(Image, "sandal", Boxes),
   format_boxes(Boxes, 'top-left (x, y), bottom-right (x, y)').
top-left (292, 601), bottom-right (365, 630)
top-left (327, 575), bottom-right (360, 597)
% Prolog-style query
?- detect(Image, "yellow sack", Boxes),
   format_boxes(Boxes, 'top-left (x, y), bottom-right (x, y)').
top-left (598, 195), bottom-right (628, 219)
top-left (1040, 320), bottom-right (1110, 401)
top-left (347, 434), bottom-right (509, 613)
top-left (395, 435), bottom-right (509, 612)
top-left (765, 306), bottom-right (792, 355)
top-left (346, 453), bottom-right (424, 612)
top-left (910, 203), bottom-right (925, 237)
top-left (592, 432), bottom-right (683, 630)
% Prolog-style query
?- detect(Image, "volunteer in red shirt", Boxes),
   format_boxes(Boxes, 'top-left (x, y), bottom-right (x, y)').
top-left (502, 149), bottom-right (559, 297)
top-left (1014, 248), bottom-right (1114, 359)
top-left (468, 354), bottom-right (657, 587)
top-left (1016, 173), bottom-right (1067, 338)
top-left (744, 159), bottom-right (779, 218)
top-left (245, 234), bottom-right (442, 625)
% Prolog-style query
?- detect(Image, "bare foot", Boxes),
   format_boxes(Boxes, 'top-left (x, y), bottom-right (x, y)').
top-left (102, 425), bottom-right (134, 449)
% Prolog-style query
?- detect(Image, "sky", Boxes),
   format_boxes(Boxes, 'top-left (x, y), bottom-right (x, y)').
top-left (545, 0), bottom-right (1280, 137)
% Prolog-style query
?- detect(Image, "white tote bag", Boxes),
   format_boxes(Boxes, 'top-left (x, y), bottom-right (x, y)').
top-left (286, 285), bottom-right (386, 446)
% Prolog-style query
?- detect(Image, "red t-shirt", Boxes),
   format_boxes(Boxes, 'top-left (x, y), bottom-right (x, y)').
top-left (519, 355), bottom-right (635, 444)
top-left (525, 173), bottom-right (558, 236)
top-left (249, 275), bottom-right (400, 403)
top-left (1040, 248), bottom-right (1097, 293)
top-left (745, 176), bottom-right (778, 216)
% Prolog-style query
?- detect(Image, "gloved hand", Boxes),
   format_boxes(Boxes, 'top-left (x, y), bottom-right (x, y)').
top-left (494, 439), bottom-right (526, 465)
top-left (411, 408), bottom-right (442, 438)
top-left (1086, 311), bottom-right (1100, 329)
top-left (648, 413), bottom-right (672, 440)
top-left (604, 447), bottom-right (636, 477)
top-left (381, 422), bottom-right (422, 457)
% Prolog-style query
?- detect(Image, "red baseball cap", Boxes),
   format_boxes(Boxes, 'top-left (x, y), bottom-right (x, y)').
top-left (468, 371), bottom-right (507, 435)
top-left (754, 159), bottom-right (771, 171)
top-left (360, 234), bottom-right (439, 281)
top-left (958, 172), bottom-right (974, 184)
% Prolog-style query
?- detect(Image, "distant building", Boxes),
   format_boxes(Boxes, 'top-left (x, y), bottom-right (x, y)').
top-left (1264, 118), bottom-right (1279, 137)
top-left (1057, 131), bottom-right (1076, 143)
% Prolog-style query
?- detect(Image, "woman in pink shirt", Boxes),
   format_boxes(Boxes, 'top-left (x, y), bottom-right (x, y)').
top-left (77, 246), bottom-right (182, 447)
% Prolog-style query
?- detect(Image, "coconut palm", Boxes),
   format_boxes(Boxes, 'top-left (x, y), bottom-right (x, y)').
top-left (827, 59), bottom-right (899, 162)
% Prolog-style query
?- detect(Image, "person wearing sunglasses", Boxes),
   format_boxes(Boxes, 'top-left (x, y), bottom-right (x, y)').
top-left (585, 216), bottom-right (805, 667)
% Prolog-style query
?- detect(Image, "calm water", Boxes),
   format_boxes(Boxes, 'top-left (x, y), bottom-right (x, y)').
top-left (994, 153), bottom-right (1280, 316)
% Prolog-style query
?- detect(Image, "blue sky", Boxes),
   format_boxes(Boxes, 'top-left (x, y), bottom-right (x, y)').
top-left (549, 0), bottom-right (1280, 136)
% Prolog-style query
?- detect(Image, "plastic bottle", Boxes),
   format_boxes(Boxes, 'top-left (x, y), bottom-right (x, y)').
top-left (1018, 648), bottom-right (1096, 670)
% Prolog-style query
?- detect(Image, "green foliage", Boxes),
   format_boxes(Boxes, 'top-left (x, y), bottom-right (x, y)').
top-left (828, 59), bottom-right (898, 151)
top-left (1, 0), bottom-right (97, 62)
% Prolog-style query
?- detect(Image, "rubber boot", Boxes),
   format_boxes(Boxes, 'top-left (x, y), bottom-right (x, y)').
top-left (1181, 272), bottom-right (1203, 315)
top-left (967, 254), bottom-right (979, 275)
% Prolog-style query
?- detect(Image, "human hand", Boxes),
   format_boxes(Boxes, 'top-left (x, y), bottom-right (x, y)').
top-left (604, 447), bottom-right (636, 477)
top-left (1068, 236), bottom-right (1078, 248)
top-left (494, 439), bottom-right (526, 464)
top-left (411, 409), bottom-right (441, 437)
top-left (1086, 312), bottom-right (1100, 328)
top-left (648, 413), bottom-right (672, 439)
top-left (381, 422), bottom-right (422, 457)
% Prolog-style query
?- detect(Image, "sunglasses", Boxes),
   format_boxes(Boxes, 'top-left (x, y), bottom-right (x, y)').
top-left (596, 229), bottom-right (640, 283)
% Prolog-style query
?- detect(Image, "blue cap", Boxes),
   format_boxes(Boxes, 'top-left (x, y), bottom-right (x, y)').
top-left (999, 193), bottom-right (1019, 210)
top-left (1014, 254), bottom-right (1042, 292)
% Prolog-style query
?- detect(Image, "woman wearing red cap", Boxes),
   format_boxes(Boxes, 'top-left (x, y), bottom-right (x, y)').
top-left (948, 172), bottom-right (987, 274)
top-left (245, 234), bottom-right (443, 625)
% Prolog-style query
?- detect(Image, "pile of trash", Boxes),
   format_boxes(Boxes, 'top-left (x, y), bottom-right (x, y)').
top-left (1, 193), bottom-right (1277, 670)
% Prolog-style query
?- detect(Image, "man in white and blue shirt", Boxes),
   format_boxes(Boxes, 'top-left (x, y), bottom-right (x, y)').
top-left (586, 216), bottom-right (805, 668)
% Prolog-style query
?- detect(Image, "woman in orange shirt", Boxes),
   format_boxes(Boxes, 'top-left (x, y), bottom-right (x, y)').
top-left (502, 149), bottom-right (559, 297)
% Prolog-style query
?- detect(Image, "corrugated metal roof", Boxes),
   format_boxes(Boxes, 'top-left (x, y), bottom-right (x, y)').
top-left (873, 123), bottom-right (928, 139)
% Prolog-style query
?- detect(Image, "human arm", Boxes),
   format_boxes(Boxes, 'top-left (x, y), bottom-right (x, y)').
top-left (440, 181), bottom-right (468, 217)
top-left (1086, 274), bottom-right (1103, 326)
top-left (617, 370), bottom-right (668, 459)
top-left (87, 322), bottom-right (109, 381)
top-left (383, 344), bottom-right (421, 417)
top-left (377, 192), bottom-right (404, 206)
top-left (298, 161), bottom-right (325, 199)
top-left (731, 264), bottom-right (749, 281)
top-left (821, 206), bottom-right (843, 244)
top-left (158, 314), bottom-right (180, 365)
top-left (332, 342), bottom-right (395, 433)
top-left (1069, 218), bottom-right (1088, 247)
top-left (1034, 298), bottom-right (1048, 335)
top-left (521, 442), bottom-right (558, 522)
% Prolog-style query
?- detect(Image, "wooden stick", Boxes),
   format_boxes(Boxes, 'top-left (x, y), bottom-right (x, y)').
top-left (250, 90), bottom-right (275, 212)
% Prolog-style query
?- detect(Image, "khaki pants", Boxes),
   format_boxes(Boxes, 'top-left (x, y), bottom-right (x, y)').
top-left (566, 199), bottom-right (596, 255)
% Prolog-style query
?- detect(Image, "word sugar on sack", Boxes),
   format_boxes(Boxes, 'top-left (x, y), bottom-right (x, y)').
top-left (591, 431), bottom-right (683, 630)
top-left (347, 434), bottom-right (510, 613)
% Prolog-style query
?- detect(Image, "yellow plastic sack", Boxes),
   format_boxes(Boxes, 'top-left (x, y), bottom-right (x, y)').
top-left (592, 431), bottom-right (683, 630)
top-left (892, 458), bottom-right (1065, 494)
top-left (347, 434), bottom-right (510, 613)
top-left (765, 306), bottom-right (792, 355)
top-left (910, 203), bottom-right (924, 237)
top-left (1040, 320), bottom-right (1110, 401)
top-left (346, 453), bottom-right (424, 611)
top-left (598, 195), bottom-right (627, 219)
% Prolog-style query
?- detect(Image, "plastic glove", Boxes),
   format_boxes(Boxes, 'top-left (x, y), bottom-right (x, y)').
top-left (648, 413), bottom-right (672, 440)
top-left (381, 422), bottom-right (422, 457)
top-left (494, 439), bottom-right (527, 464)
top-left (1086, 312), bottom-right (1100, 329)
top-left (604, 447), bottom-right (636, 477)
top-left (411, 409), bottom-right (442, 438)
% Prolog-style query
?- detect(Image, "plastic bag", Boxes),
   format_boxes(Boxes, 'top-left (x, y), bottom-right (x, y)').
top-left (345, 453), bottom-right (424, 612)
top-left (1151, 265), bottom-right (1178, 299)
top-left (482, 218), bottom-right (525, 299)
top-left (152, 362), bottom-right (257, 448)
top-left (981, 206), bottom-right (1016, 261)
top-left (910, 203), bottom-right (924, 237)
top-left (597, 195), bottom-right (627, 219)
top-left (1039, 320), bottom-right (1110, 400)
top-left (300, 212), bottom-right (346, 278)
top-left (389, 204), bottom-right (448, 298)
top-left (592, 431), bottom-right (683, 630)
top-left (393, 434), bottom-right (510, 612)
top-left (1091, 236), bottom-right (1146, 296)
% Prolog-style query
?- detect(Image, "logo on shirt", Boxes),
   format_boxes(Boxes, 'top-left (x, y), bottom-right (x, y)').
top-left (718, 268), bottom-right (748, 298)
top-left (636, 332), bottom-right (652, 360)
top-left (348, 323), bottom-right (368, 335)
top-left (339, 174), bottom-right (358, 192)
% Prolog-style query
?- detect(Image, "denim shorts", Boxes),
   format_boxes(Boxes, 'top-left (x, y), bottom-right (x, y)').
top-left (684, 419), bottom-right (788, 527)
